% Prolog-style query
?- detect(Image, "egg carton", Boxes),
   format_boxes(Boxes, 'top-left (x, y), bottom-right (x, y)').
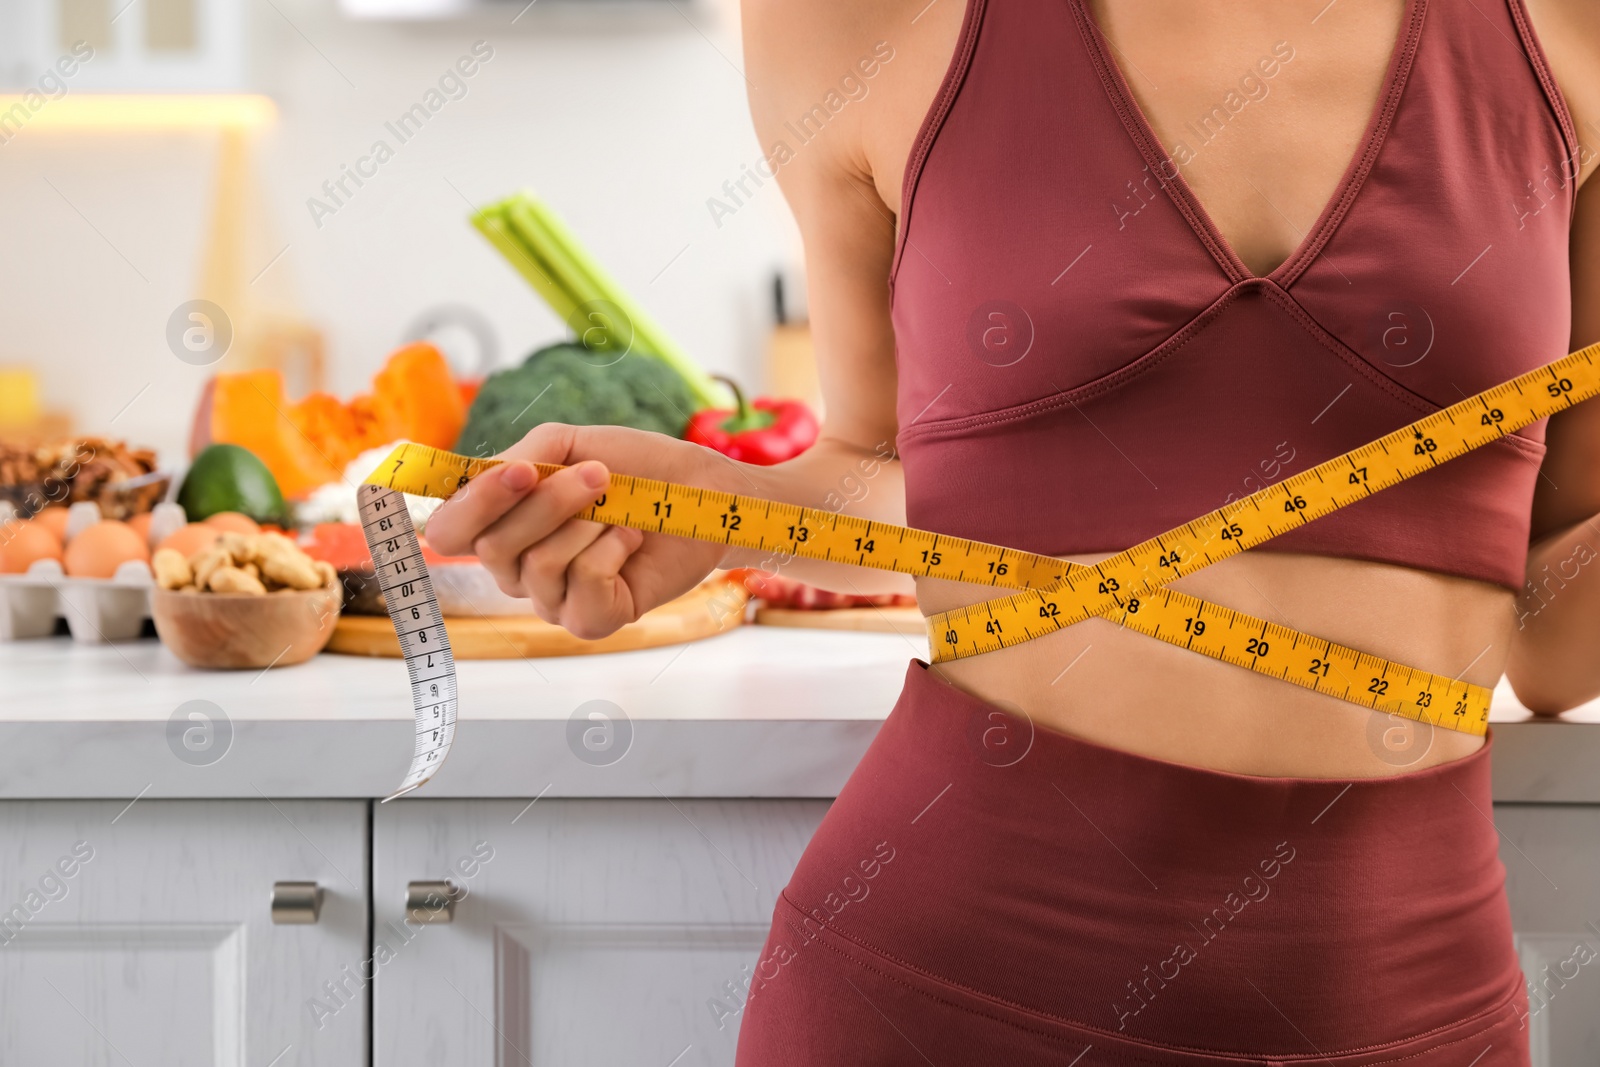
top-left (0, 500), bottom-right (185, 643)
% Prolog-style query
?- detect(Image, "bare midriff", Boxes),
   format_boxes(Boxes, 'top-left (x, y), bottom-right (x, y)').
top-left (915, 553), bottom-right (1510, 778)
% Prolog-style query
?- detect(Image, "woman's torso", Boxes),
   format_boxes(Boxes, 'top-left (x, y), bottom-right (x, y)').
top-left (855, 0), bottom-right (1589, 777)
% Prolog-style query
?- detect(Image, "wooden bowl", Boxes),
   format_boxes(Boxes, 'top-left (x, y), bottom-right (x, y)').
top-left (151, 586), bottom-right (341, 670)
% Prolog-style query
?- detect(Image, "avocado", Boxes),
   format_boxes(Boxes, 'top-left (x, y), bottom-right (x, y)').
top-left (178, 444), bottom-right (291, 527)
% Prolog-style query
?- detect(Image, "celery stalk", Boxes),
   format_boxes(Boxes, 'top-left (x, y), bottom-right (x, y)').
top-left (514, 196), bottom-right (677, 359)
top-left (482, 190), bottom-right (729, 410)
top-left (470, 207), bottom-right (580, 324)
top-left (508, 194), bottom-right (727, 408)
top-left (522, 197), bottom-right (725, 405)
top-left (501, 198), bottom-right (611, 341)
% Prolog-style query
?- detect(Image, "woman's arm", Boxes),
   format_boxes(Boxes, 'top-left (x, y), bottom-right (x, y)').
top-left (714, 0), bottom-right (913, 594)
top-left (1506, 4), bottom-right (1600, 710)
top-left (425, 2), bottom-right (915, 637)
top-left (1507, 175), bottom-right (1600, 711)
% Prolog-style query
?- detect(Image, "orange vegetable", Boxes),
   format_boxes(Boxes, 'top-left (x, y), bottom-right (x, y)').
top-left (194, 343), bottom-right (466, 500)
top-left (371, 343), bottom-right (466, 450)
top-left (343, 395), bottom-right (393, 454)
top-left (199, 370), bottom-right (342, 499)
top-left (285, 392), bottom-right (360, 467)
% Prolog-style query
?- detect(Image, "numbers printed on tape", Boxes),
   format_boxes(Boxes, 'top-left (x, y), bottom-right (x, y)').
top-left (924, 349), bottom-right (1600, 670)
top-left (359, 482), bottom-right (458, 801)
top-left (364, 343), bottom-right (1600, 791)
top-left (1103, 585), bottom-right (1487, 731)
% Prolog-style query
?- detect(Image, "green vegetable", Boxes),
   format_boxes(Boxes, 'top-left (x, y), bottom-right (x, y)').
top-left (471, 190), bottom-right (730, 410)
top-left (178, 444), bottom-right (290, 527)
top-left (455, 343), bottom-right (697, 457)
top-left (472, 209), bottom-right (580, 325)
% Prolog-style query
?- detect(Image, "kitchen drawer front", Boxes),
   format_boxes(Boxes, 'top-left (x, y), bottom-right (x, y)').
top-left (0, 799), bottom-right (368, 1067)
top-left (372, 798), bottom-right (828, 1067)
top-left (1496, 803), bottom-right (1600, 1065)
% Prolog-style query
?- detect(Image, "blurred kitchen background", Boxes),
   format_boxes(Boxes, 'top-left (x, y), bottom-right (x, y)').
top-left (0, 0), bottom-right (802, 461)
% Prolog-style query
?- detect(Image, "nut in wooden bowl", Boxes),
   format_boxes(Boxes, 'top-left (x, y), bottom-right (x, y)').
top-left (152, 585), bottom-right (341, 669)
top-left (149, 531), bottom-right (342, 669)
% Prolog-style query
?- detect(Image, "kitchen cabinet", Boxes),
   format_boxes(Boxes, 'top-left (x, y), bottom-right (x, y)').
top-left (0, 800), bottom-right (368, 1067)
top-left (365, 800), bottom-right (1590, 1067)
top-left (6, 636), bottom-right (1600, 1063)
top-left (0, 795), bottom-right (1597, 1064)
top-left (1498, 805), bottom-right (1600, 1063)
top-left (370, 799), bottom-right (827, 1067)
top-left (0, 0), bottom-right (248, 93)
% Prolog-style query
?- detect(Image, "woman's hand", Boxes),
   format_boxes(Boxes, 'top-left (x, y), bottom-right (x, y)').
top-left (425, 422), bottom-right (742, 639)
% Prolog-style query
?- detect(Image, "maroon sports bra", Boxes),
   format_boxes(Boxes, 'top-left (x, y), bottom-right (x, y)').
top-left (890, 0), bottom-right (1580, 591)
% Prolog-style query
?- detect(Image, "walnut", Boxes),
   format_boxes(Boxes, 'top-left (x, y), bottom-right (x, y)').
top-left (0, 437), bottom-right (166, 521)
top-left (36, 438), bottom-right (162, 520)
top-left (0, 443), bottom-right (48, 487)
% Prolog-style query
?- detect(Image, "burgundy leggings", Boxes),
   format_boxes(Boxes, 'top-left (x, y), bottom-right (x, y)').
top-left (736, 661), bottom-right (1530, 1066)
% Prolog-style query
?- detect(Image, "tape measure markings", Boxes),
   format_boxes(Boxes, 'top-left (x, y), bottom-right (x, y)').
top-left (372, 449), bottom-right (1495, 733)
top-left (1101, 583), bottom-right (1485, 730)
top-left (363, 343), bottom-right (1599, 793)
top-left (360, 483), bottom-right (459, 801)
top-left (565, 468), bottom-right (1073, 593)
top-left (930, 345), bottom-right (1599, 654)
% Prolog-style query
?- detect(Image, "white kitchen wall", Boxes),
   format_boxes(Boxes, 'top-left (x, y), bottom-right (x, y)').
top-left (0, 0), bottom-right (799, 461)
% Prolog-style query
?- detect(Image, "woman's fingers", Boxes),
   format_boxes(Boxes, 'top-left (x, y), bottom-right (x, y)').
top-left (555, 525), bottom-right (646, 639)
top-left (471, 461), bottom-right (610, 581)
top-left (422, 422), bottom-right (717, 637)
top-left (425, 460), bottom-right (539, 558)
top-left (513, 516), bottom-right (610, 608)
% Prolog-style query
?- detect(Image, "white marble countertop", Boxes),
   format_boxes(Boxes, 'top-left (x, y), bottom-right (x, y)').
top-left (0, 627), bottom-right (913, 800)
top-left (2, 626), bottom-right (1597, 802)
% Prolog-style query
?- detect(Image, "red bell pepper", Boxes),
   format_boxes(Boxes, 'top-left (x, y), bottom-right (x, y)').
top-left (685, 377), bottom-right (818, 466)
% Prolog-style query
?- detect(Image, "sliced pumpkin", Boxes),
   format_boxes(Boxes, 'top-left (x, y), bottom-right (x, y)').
top-left (287, 392), bottom-right (359, 466)
top-left (205, 370), bottom-right (342, 499)
top-left (195, 343), bottom-right (467, 500)
top-left (371, 342), bottom-right (466, 449)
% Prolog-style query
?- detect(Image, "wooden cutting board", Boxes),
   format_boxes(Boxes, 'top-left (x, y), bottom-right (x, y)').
top-left (327, 578), bottom-right (748, 659)
top-left (754, 604), bottom-right (926, 636)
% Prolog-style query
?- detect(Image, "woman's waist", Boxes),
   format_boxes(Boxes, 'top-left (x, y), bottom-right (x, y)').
top-left (912, 549), bottom-right (1515, 778)
top-left (783, 657), bottom-right (1523, 1050)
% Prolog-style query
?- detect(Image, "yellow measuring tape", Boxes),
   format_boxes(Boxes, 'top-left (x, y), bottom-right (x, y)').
top-left (369, 342), bottom-right (1600, 740)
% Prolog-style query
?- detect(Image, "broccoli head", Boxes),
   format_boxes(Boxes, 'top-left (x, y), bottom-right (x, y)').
top-left (455, 343), bottom-right (697, 457)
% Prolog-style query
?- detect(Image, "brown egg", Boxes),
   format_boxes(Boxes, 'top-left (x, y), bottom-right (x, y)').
top-left (63, 520), bottom-right (151, 579)
top-left (32, 507), bottom-right (69, 541)
top-left (0, 521), bottom-right (64, 574)
top-left (205, 512), bottom-right (261, 535)
top-left (128, 512), bottom-right (154, 543)
top-left (157, 522), bottom-right (222, 559)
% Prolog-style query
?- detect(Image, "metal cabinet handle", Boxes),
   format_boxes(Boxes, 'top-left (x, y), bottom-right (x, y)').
top-left (271, 881), bottom-right (323, 924)
top-left (405, 880), bottom-right (457, 924)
